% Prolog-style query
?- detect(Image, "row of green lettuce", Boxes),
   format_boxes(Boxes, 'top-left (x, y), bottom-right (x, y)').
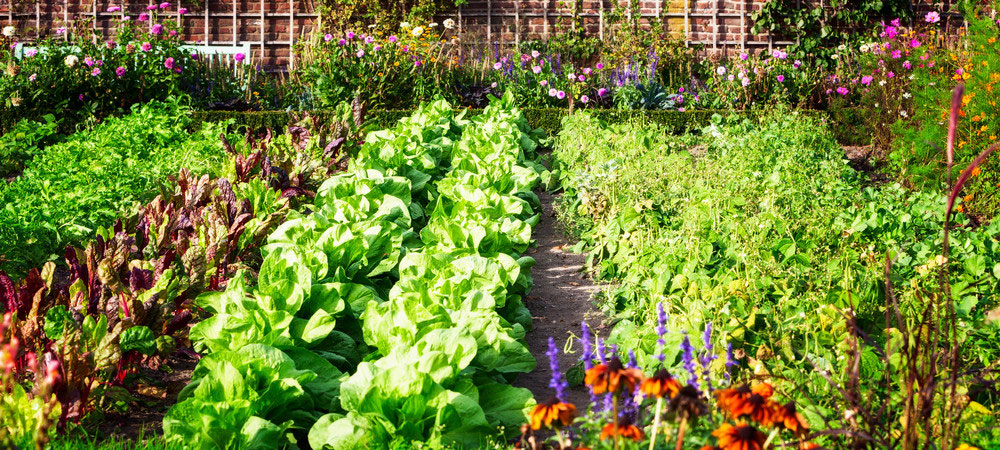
top-left (161, 92), bottom-right (548, 448)
top-left (549, 112), bottom-right (1000, 444)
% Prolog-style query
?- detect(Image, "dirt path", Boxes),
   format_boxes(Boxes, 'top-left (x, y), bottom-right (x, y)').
top-left (516, 191), bottom-right (606, 407)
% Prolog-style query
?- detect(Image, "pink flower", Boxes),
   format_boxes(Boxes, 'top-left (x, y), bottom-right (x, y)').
top-left (324, 33), bottom-right (333, 42)
top-left (84, 56), bottom-right (95, 67)
top-left (884, 26), bottom-right (898, 39)
top-left (164, 57), bottom-right (175, 69)
top-left (740, 53), bottom-right (748, 60)
top-left (597, 87), bottom-right (608, 97)
top-left (861, 75), bottom-right (873, 85)
top-left (146, 5), bottom-right (157, 10)
top-left (141, 42), bottom-right (152, 51)
top-left (891, 49), bottom-right (901, 59)
top-left (532, 65), bottom-right (541, 74)
top-left (793, 59), bottom-right (801, 68)
top-left (116, 66), bottom-right (126, 77)
top-left (578, 74), bottom-right (585, 82)
top-left (741, 77), bottom-right (750, 86)
top-left (678, 107), bottom-right (685, 112)
top-left (159, 2), bottom-right (170, 9)
top-left (890, 18), bottom-right (900, 27)
top-left (356, 49), bottom-right (364, 57)
top-left (887, 71), bottom-right (895, 78)
top-left (580, 95), bottom-right (590, 103)
top-left (902, 60), bottom-right (912, 69)
top-left (776, 75), bottom-right (785, 82)
top-left (234, 52), bottom-right (245, 62)
top-left (556, 90), bottom-right (566, 99)
top-left (925, 11), bottom-right (940, 23)
top-left (836, 86), bottom-right (849, 95)
top-left (25, 49), bottom-right (37, 57)
top-left (338, 39), bottom-right (346, 45)
top-left (56, 27), bottom-right (66, 34)
top-left (583, 67), bottom-right (592, 75)
top-left (91, 67), bottom-right (101, 76)
top-left (491, 82), bottom-right (498, 88)
top-left (346, 31), bottom-right (355, 39)
top-left (107, 6), bottom-right (121, 12)
top-left (179, 8), bottom-right (188, 14)
top-left (169, 30), bottom-right (177, 37)
top-left (138, 13), bottom-right (149, 21)
top-left (531, 50), bottom-right (540, 58)
top-left (28, 73), bottom-right (36, 81)
top-left (920, 52), bottom-right (929, 61)
top-left (151, 23), bottom-right (163, 35)
top-left (727, 74), bottom-right (735, 81)
top-left (105, 40), bottom-right (116, 49)
top-left (388, 35), bottom-right (397, 43)
top-left (493, 62), bottom-right (502, 70)
top-left (596, 62), bottom-right (604, 69)
top-left (910, 38), bottom-right (921, 48)
top-left (364, 35), bottom-right (375, 44)
top-left (540, 80), bottom-right (548, 86)
top-left (678, 87), bottom-right (685, 93)
top-left (548, 88), bottom-right (557, 97)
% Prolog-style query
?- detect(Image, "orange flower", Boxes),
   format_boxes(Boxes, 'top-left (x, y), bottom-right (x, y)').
top-left (640, 369), bottom-right (682, 399)
top-left (800, 443), bottom-right (821, 450)
top-left (776, 402), bottom-right (809, 435)
top-left (712, 422), bottom-right (766, 450)
top-left (529, 397), bottom-right (577, 430)
top-left (714, 383), bottom-right (780, 426)
top-left (972, 166), bottom-right (982, 177)
top-left (600, 418), bottom-right (645, 442)
top-left (585, 357), bottom-right (644, 395)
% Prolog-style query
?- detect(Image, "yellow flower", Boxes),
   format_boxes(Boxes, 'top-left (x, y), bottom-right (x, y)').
top-left (956, 444), bottom-right (979, 450)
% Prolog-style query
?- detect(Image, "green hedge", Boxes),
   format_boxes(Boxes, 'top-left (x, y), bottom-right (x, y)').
top-left (191, 107), bottom-right (870, 144)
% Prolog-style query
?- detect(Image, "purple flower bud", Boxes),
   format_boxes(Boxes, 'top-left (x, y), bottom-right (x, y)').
top-left (681, 334), bottom-right (699, 390)
top-left (547, 337), bottom-right (569, 401)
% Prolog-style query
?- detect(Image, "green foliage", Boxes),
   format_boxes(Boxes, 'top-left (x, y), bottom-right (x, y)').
top-left (551, 110), bottom-right (1000, 444)
top-left (0, 114), bottom-right (61, 178)
top-left (0, 99), bottom-right (233, 276)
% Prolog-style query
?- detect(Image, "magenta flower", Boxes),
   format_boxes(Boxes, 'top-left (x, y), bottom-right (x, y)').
top-left (234, 52), bottom-right (245, 62)
top-left (169, 30), bottom-right (177, 37)
top-left (338, 39), bottom-right (346, 45)
top-left (556, 90), bottom-right (566, 99)
top-left (164, 57), bottom-right (175, 69)
top-left (402, 45), bottom-right (409, 52)
top-left (902, 60), bottom-right (912, 69)
top-left (116, 66), bottom-right (126, 77)
top-left (25, 49), bottom-right (37, 57)
top-left (346, 31), bottom-right (355, 39)
top-left (105, 40), bottom-right (116, 49)
top-left (365, 35), bottom-right (375, 44)
top-left (179, 7), bottom-right (188, 14)
top-left (776, 75), bottom-right (785, 82)
top-left (578, 74), bottom-right (585, 82)
top-left (373, 44), bottom-right (381, 51)
top-left (146, 5), bottom-right (156, 10)
top-left (887, 71), bottom-right (895, 78)
top-left (910, 38), bottom-right (921, 48)
top-left (91, 67), bottom-right (101, 76)
top-left (861, 75), bottom-right (873, 85)
top-left (356, 49), bottom-right (364, 57)
top-left (583, 67), bottom-right (592, 75)
top-left (532, 65), bottom-right (541, 74)
top-left (836, 86), bottom-right (849, 95)
top-left (580, 95), bottom-right (590, 103)
top-left (596, 62), bottom-right (604, 69)
top-left (107, 6), bottom-right (121, 12)
top-left (925, 11), bottom-right (940, 23)
top-left (141, 42), bottom-right (152, 51)
top-left (890, 18), bottom-right (900, 27)
top-left (151, 23), bottom-right (163, 35)
top-left (388, 35), bottom-right (397, 43)
top-left (159, 2), bottom-right (170, 9)
top-left (740, 53), bottom-right (748, 60)
top-left (84, 56), bottom-right (95, 67)
top-left (891, 49), bottom-right (901, 59)
top-left (324, 33), bottom-right (333, 42)
top-left (138, 13), bottom-right (149, 21)
top-left (597, 87), bottom-right (608, 97)
top-left (56, 27), bottom-right (66, 34)
top-left (793, 59), bottom-right (801, 68)
top-left (493, 61), bottom-right (502, 70)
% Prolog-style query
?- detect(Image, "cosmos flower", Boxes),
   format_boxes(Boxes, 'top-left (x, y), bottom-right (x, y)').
top-left (925, 11), bottom-right (940, 23)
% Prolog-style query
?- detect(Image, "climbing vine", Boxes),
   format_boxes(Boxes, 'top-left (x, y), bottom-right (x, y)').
top-left (751, 0), bottom-right (913, 65)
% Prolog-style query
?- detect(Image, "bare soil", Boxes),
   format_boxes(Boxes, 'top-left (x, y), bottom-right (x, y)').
top-left (515, 191), bottom-right (606, 407)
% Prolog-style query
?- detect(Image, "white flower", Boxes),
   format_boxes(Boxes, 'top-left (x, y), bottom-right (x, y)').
top-left (367, 24), bottom-right (376, 29)
top-left (879, 80), bottom-right (887, 86)
top-left (443, 18), bottom-right (455, 30)
top-left (10, 95), bottom-right (22, 106)
top-left (64, 54), bottom-right (79, 67)
top-left (902, 92), bottom-right (911, 99)
top-left (400, 22), bottom-right (411, 30)
top-left (860, 44), bottom-right (870, 52)
top-left (2, 26), bottom-right (15, 37)
top-left (837, 44), bottom-right (846, 51)
top-left (831, 54), bottom-right (840, 59)
top-left (411, 26), bottom-right (424, 37)
top-left (428, 22), bottom-right (438, 28)
top-left (716, 66), bottom-right (726, 75)
top-left (900, 110), bottom-right (909, 117)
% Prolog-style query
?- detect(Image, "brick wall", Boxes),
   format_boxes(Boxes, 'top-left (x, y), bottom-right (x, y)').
top-left (0, 0), bottom-right (968, 68)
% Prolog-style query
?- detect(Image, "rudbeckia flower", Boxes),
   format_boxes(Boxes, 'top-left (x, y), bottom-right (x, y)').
top-left (600, 418), bottom-right (644, 442)
top-left (640, 369), bottom-right (682, 399)
top-left (712, 422), bottom-right (766, 450)
top-left (777, 402), bottom-right (809, 435)
top-left (585, 357), bottom-right (644, 395)
top-left (529, 397), bottom-right (576, 430)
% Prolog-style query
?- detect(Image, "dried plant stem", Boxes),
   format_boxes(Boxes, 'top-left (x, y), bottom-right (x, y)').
top-left (648, 397), bottom-right (664, 450)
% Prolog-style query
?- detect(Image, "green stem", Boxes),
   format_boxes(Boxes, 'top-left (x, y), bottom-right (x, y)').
top-left (762, 427), bottom-right (780, 449)
top-left (648, 397), bottom-right (664, 450)
top-left (613, 393), bottom-right (620, 450)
